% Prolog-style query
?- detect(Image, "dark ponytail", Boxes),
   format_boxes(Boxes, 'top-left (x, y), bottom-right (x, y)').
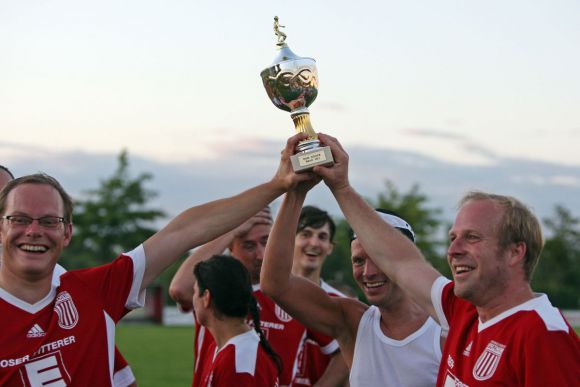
top-left (248, 296), bottom-right (283, 375)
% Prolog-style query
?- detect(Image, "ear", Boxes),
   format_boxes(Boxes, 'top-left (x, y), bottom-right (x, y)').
top-left (507, 241), bottom-right (527, 268)
top-left (202, 289), bottom-right (212, 309)
top-left (227, 241), bottom-right (236, 255)
top-left (62, 222), bottom-right (73, 247)
top-left (327, 241), bottom-right (335, 256)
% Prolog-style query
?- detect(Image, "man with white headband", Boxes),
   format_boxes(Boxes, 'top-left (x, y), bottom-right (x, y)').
top-left (261, 179), bottom-right (443, 386)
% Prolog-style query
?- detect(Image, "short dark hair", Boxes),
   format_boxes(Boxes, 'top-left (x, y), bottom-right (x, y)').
top-left (298, 206), bottom-right (336, 242)
top-left (0, 173), bottom-right (73, 223)
top-left (0, 165), bottom-right (14, 179)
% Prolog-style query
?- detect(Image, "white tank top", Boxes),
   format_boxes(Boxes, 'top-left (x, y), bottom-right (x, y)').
top-left (349, 305), bottom-right (442, 387)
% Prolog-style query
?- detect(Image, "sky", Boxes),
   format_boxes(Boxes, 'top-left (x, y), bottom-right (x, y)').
top-left (2, 0), bottom-right (579, 167)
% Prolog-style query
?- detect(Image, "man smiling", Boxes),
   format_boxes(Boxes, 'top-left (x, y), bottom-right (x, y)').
top-left (312, 133), bottom-right (580, 386)
top-left (261, 180), bottom-right (443, 386)
top-left (290, 206), bottom-right (350, 387)
top-left (170, 206), bottom-right (348, 387)
top-left (0, 133), bottom-right (313, 386)
top-left (0, 165), bottom-right (137, 387)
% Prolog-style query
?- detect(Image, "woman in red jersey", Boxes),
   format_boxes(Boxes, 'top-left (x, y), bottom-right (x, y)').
top-left (193, 255), bottom-right (281, 387)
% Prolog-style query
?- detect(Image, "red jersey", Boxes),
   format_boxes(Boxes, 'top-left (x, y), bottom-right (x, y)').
top-left (432, 277), bottom-right (580, 386)
top-left (253, 286), bottom-right (334, 386)
top-left (52, 264), bottom-right (137, 387)
top-left (292, 280), bottom-right (343, 386)
top-left (193, 323), bottom-right (215, 387)
top-left (113, 347), bottom-right (136, 387)
top-left (192, 285), bottom-right (334, 387)
top-left (0, 247), bottom-right (145, 386)
top-left (197, 330), bottom-right (279, 387)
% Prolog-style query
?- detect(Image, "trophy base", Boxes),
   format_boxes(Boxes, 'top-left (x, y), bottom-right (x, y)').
top-left (290, 146), bottom-right (334, 173)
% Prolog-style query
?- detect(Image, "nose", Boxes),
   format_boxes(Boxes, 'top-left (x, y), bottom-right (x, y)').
top-left (363, 259), bottom-right (379, 277)
top-left (447, 237), bottom-right (464, 259)
top-left (255, 244), bottom-right (266, 261)
top-left (308, 236), bottom-right (322, 247)
top-left (25, 220), bottom-right (43, 235)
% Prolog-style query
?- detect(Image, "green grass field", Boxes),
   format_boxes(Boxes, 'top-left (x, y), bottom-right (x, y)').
top-left (117, 325), bottom-right (580, 386)
top-left (116, 324), bottom-right (194, 387)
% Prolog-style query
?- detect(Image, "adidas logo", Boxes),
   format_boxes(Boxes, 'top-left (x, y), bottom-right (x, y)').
top-left (27, 324), bottom-right (46, 338)
top-left (463, 341), bottom-right (472, 357)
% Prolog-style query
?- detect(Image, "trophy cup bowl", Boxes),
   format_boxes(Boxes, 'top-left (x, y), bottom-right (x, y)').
top-left (260, 17), bottom-right (334, 172)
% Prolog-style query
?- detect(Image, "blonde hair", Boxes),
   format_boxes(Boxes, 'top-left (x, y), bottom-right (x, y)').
top-left (459, 191), bottom-right (543, 281)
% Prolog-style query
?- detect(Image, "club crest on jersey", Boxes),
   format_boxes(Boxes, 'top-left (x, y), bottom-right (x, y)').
top-left (473, 340), bottom-right (506, 381)
top-left (54, 291), bottom-right (79, 329)
top-left (274, 304), bottom-right (292, 322)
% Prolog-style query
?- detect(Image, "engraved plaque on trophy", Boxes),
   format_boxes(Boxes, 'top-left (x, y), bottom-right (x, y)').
top-left (260, 16), bottom-right (334, 173)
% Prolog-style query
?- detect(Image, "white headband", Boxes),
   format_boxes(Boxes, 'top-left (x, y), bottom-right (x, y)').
top-left (353, 211), bottom-right (416, 242)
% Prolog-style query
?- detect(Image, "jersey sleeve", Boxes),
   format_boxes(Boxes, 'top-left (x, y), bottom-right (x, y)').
top-left (121, 245), bottom-right (147, 309)
top-left (519, 320), bottom-right (580, 385)
top-left (69, 245), bottom-right (146, 322)
top-left (113, 347), bottom-right (136, 387)
top-left (431, 276), bottom-right (453, 336)
top-left (306, 328), bottom-right (339, 355)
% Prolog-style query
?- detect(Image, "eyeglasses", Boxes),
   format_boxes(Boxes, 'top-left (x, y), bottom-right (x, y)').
top-left (0, 215), bottom-right (66, 229)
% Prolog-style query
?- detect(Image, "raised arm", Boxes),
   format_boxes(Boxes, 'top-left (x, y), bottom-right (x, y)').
top-left (141, 133), bottom-right (312, 290)
top-left (169, 209), bottom-right (272, 311)
top-left (168, 232), bottom-right (235, 312)
top-left (313, 133), bottom-right (441, 320)
top-left (261, 184), bottom-right (360, 344)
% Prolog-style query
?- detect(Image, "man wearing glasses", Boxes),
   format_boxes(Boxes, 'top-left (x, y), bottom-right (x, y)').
top-left (0, 133), bottom-right (313, 386)
top-left (0, 164), bottom-right (139, 387)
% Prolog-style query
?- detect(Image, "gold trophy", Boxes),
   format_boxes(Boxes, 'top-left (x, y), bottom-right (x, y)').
top-left (260, 16), bottom-right (334, 172)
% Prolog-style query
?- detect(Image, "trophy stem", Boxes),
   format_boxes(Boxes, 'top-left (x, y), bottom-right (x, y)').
top-left (291, 111), bottom-right (320, 152)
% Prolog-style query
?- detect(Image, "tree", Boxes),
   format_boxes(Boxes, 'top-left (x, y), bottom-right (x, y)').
top-left (532, 205), bottom-right (580, 308)
top-left (60, 150), bottom-right (166, 269)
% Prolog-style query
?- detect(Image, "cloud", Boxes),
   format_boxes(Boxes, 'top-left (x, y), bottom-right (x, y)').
top-left (402, 127), bottom-right (499, 163)
top-left (205, 137), bottom-right (280, 159)
top-left (551, 175), bottom-right (580, 187)
top-left (511, 174), bottom-right (580, 188)
top-left (461, 142), bottom-right (497, 159)
top-left (0, 141), bottom-right (56, 158)
top-left (3, 140), bottom-right (579, 226)
top-left (404, 128), bottom-right (466, 141)
top-left (520, 127), bottom-right (580, 138)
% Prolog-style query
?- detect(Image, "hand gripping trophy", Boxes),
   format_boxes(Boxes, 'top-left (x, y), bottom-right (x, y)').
top-left (261, 16), bottom-right (334, 172)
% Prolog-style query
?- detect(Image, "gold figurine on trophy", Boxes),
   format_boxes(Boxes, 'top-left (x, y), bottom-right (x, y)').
top-left (273, 16), bottom-right (287, 45)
